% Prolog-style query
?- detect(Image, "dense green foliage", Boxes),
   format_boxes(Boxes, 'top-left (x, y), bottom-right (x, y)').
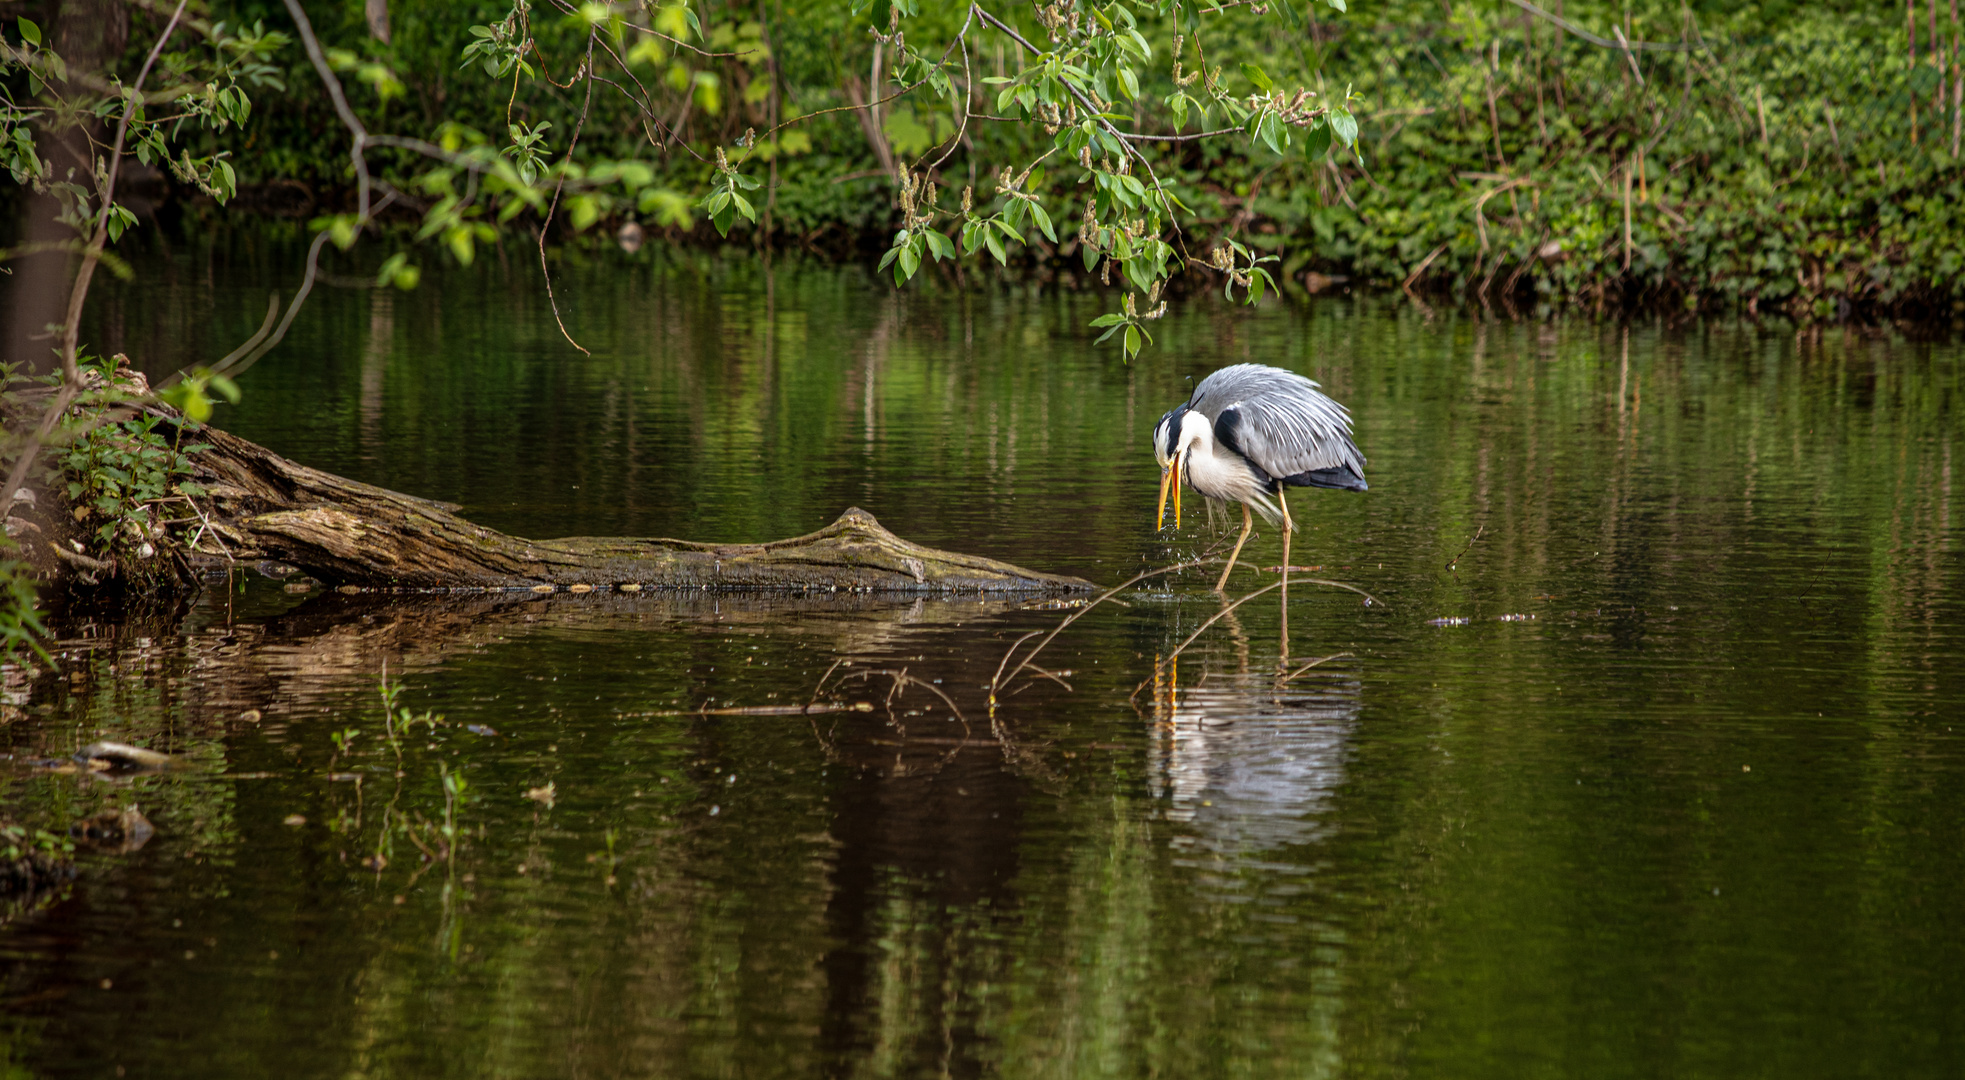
top-left (166, 0), bottom-right (1965, 318)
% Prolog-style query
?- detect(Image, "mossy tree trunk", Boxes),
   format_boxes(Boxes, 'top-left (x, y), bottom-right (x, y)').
top-left (147, 421), bottom-right (1090, 594)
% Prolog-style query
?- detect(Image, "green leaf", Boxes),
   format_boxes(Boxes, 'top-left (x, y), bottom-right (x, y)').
top-left (898, 241), bottom-right (920, 280)
top-left (1303, 123), bottom-right (1332, 160)
top-left (1117, 67), bottom-right (1139, 102)
top-left (984, 229), bottom-right (1007, 265)
top-left (1029, 202), bottom-right (1057, 244)
top-left (1259, 112), bottom-right (1283, 155)
top-left (1123, 325), bottom-right (1141, 361)
top-left (446, 224), bottom-right (477, 265)
top-left (1328, 106), bottom-right (1358, 148)
top-left (376, 253), bottom-right (411, 287)
top-left (17, 16), bottom-right (40, 45)
top-left (923, 230), bottom-right (955, 260)
top-left (1240, 63), bottom-right (1274, 94)
top-left (1088, 313), bottom-right (1127, 327)
top-left (1325, 0), bottom-right (1345, 10)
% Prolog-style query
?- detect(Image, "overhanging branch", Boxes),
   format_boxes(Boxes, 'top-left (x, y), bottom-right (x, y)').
top-left (1503, 0), bottom-right (1703, 52)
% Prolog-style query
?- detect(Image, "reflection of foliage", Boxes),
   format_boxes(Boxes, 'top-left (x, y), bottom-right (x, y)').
top-left (0, 821), bottom-right (71, 862)
top-left (0, 560), bottom-right (46, 663)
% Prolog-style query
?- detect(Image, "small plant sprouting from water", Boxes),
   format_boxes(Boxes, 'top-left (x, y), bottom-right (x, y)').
top-left (438, 763), bottom-right (471, 851)
top-left (596, 827), bottom-right (619, 888)
top-left (320, 676), bottom-right (472, 888)
top-left (378, 674), bottom-right (440, 777)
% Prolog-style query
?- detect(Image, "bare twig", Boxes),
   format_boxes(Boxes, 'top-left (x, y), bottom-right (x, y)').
top-left (1017, 663), bottom-right (1074, 692)
top-left (632, 702), bottom-right (861, 716)
top-left (806, 657), bottom-right (846, 712)
top-left (1446, 523), bottom-right (1486, 570)
top-left (1157, 573), bottom-right (1386, 674)
top-left (923, 7), bottom-right (980, 173)
top-left (1402, 243), bottom-right (1449, 292)
top-left (1502, 0), bottom-right (1702, 51)
top-left (284, 0), bottom-right (372, 219)
top-left (1283, 651), bottom-right (1352, 681)
top-left (990, 557), bottom-right (1214, 703)
top-left (1158, 580), bottom-right (1287, 669)
top-left (537, 33), bottom-right (598, 356)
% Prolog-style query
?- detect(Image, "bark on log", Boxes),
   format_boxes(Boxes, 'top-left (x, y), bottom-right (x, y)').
top-left (179, 424), bottom-right (1091, 593)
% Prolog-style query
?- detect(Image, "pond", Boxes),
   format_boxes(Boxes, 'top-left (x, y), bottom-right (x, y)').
top-left (3, 232), bottom-right (1962, 1078)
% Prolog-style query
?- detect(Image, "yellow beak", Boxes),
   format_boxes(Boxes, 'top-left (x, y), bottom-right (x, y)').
top-left (1157, 465), bottom-right (1172, 531)
top-left (1156, 453), bottom-right (1184, 532)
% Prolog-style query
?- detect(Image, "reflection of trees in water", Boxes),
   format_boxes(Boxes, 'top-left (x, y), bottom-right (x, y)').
top-left (5, 307), bottom-right (1959, 1078)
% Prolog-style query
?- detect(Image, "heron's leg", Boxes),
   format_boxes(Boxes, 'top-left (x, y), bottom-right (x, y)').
top-left (1277, 489), bottom-right (1292, 673)
top-left (1214, 502), bottom-right (1254, 592)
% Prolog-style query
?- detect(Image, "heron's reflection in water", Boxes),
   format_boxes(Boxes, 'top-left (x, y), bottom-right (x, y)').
top-left (1146, 626), bottom-right (1360, 862)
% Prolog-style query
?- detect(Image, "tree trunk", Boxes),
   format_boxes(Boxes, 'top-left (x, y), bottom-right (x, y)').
top-left (164, 421), bottom-right (1089, 594)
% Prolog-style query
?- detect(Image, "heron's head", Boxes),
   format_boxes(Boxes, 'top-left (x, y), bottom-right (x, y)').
top-left (1152, 406), bottom-right (1186, 470)
top-left (1154, 408), bottom-right (1212, 531)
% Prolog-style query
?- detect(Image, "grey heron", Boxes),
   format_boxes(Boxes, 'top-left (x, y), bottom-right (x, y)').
top-left (1154, 363), bottom-right (1368, 592)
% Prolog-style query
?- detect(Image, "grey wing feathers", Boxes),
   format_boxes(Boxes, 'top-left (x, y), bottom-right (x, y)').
top-left (1189, 363), bottom-right (1365, 478)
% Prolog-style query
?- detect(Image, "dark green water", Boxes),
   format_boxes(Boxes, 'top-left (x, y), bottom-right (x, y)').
top-left (3, 236), bottom-right (1962, 1078)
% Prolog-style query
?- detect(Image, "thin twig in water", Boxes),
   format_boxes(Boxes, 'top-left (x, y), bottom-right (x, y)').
top-left (990, 557), bottom-right (1215, 702)
top-left (1283, 651), bottom-right (1352, 681)
top-left (804, 655), bottom-right (845, 704)
top-left (987, 630), bottom-right (1045, 700)
top-left (1159, 579), bottom-right (1285, 670)
top-left (828, 667), bottom-right (979, 777)
top-left (1447, 524), bottom-right (1486, 570)
top-left (1020, 664), bottom-right (1074, 692)
top-left (633, 702), bottom-right (860, 716)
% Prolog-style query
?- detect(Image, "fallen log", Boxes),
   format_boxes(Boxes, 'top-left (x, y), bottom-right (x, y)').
top-left (111, 418), bottom-right (1091, 594)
